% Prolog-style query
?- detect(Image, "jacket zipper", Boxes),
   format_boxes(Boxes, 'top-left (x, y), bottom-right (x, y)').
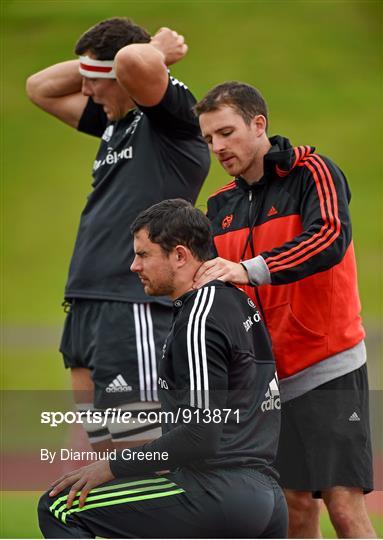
top-left (241, 188), bottom-right (266, 321)
top-left (240, 189), bottom-right (257, 260)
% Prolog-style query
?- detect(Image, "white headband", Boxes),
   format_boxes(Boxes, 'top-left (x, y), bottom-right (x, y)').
top-left (79, 56), bottom-right (116, 79)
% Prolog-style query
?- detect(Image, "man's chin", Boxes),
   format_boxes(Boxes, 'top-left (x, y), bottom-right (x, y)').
top-left (143, 285), bottom-right (153, 295)
top-left (222, 163), bottom-right (239, 176)
top-left (144, 284), bottom-right (173, 298)
top-left (143, 285), bottom-right (159, 297)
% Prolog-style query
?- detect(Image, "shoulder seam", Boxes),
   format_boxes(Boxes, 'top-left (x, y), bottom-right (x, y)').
top-left (208, 180), bottom-right (237, 199)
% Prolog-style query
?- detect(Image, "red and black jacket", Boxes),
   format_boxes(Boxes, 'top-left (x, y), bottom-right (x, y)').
top-left (207, 135), bottom-right (365, 379)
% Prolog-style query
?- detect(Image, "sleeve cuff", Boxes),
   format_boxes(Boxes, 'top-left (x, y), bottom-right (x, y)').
top-left (241, 255), bottom-right (271, 286)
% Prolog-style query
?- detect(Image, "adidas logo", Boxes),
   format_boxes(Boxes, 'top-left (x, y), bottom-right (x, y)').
top-left (261, 373), bottom-right (281, 412)
top-left (267, 206), bottom-right (278, 217)
top-left (349, 412), bottom-right (360, 422)
top-left (106, 375), bottom-right (132, 393)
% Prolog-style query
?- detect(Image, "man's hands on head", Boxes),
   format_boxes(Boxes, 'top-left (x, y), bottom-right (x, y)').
top-left (114, 26), bottom-right (187, 107)
top-left (193, 258), bottom-right (250, 289)
top-left (151, 27), bottom-right (188, 66)
top-left (49, 460), bottom-right (115, 509)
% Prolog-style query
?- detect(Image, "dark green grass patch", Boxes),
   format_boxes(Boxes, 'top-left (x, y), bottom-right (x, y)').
top-left (2, 1), bottom-right (382, 323)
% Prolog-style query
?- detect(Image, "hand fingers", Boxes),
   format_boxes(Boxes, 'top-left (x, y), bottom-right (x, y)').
top-left (66, 478), bottom-right (87, 509)
top-left (194, 259), bottom-right (219, 281)
top-left (49, 472), bottom-right (81, 496)
top-left (50, 473), bottom-right (68, 488)
top-left (193, 268), bottom-right (225, 289)
top-left (78, 483), bottom-right (92, 508)
top-left (50, 467), bottom-right (83, 488)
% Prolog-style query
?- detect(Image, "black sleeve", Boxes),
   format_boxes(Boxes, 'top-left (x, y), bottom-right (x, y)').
top-left (138, 75), bottom-right (201, 139)
top-left (77, 97), bottom-right (108, 138)
top-left (261, 155), bottom-right (353, 284)
top-left (109, 411), bottom-right (223, 478)
top-left (109, 318), bottom-right (231, 478)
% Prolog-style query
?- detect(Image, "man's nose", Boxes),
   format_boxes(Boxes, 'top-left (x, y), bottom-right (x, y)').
top-left (130, 256), bottom-right (140, 273)
top-left (211, 137), bottom-right (226, 155)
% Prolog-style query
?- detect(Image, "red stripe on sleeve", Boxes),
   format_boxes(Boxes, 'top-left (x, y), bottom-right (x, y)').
top-left (265, 155), bottom-right (341, 273)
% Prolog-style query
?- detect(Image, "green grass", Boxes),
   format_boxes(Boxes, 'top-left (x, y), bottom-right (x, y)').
top-left (2, 348), bottom-right (70, 390)
top-left (1, 1), bottom-right (382, 536)
top-left (2, 0), bottom-right (382, 322)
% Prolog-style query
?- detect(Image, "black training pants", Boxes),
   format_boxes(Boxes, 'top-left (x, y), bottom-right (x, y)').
top-left (38, 469), bottom-right (288, 538)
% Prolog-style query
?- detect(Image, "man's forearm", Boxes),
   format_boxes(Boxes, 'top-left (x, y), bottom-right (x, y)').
top-left (110, 419), bottom-right (222, 478)
top-left (114, 27), bottom-right (187, 107)
top-left (26, 60), bottom-right (82, 101)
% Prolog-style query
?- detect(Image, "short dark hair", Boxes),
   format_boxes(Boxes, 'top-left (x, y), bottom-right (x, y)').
top-left (194, 81), bottom-right (268, 129)
top-left (75, 17), bottom-right (150, 60)
top-left (131, 199), bottom-right (213, 262)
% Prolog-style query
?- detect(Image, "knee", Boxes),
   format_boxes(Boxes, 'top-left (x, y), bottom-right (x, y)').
top-left (285, 491), bottom-right (321, 525)
top-left (38, 491), bottom-right (51, 516)
top-left (324, 490), bottom-right (361, 535)
top-left (37, 491), bottom-right (55, 533)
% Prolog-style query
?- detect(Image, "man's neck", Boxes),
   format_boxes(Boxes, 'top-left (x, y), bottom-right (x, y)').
top-left (171, 262), bottom-right (204, 300)
top-left (242, 138), bottom-right (272, 185)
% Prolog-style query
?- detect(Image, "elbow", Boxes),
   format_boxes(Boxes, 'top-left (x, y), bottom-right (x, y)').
top-left (114, 46), bottom-right (143, 81)
top-left (114, 44), bottom-right (165, 83)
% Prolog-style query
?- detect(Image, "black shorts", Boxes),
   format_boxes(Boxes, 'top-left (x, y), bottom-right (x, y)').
top-left (38, 468), bottom-right (288, 538)
top-left (275, 364), bottom-right (373, 497)
top-left (60, 300), bottom-right (173, 408)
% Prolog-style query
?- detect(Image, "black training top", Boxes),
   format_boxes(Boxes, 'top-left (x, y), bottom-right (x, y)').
top-left (110, 281), bottom-right (280, 478)
top-left (65, 76), bottom-right (210, 304)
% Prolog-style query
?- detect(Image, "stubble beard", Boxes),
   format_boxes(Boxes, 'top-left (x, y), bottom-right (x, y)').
top-left (143, 269), bottom-right (176, 298)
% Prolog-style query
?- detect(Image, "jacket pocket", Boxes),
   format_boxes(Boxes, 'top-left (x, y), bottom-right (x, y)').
top-left (264, 303), bottom-right (328, 377)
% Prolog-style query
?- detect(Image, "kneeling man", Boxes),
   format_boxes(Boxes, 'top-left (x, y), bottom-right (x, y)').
top-left (38, 199), bottom-right (287, 539)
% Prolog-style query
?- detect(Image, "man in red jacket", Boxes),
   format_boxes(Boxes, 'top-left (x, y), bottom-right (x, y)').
top-left (193, 81), bottom-right (376, 539)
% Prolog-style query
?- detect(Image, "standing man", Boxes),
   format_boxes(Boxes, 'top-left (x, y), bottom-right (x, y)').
top-left (193, 82), bottom-right (376, 539)
top-left (26, 18), bottom-right (209, 449)
top-left (38, 199), bottom-right (287, 539)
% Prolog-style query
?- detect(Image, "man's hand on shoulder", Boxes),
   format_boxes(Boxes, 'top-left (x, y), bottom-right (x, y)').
top-left (193, 257), bottom-right (250, 289)
top-left (151, 27), bottom-right (188, 66)
top-left (48, 460), bottom-right (115, 509)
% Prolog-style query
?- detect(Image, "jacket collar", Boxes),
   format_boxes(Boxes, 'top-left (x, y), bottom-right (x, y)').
top-left (236, 135), bottom-right (315, 189)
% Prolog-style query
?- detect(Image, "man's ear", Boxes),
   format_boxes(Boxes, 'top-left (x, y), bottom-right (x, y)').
top-left (174, 245), bottom-right (189, 265)
top-left (251, 114), bottom-right (267, 136)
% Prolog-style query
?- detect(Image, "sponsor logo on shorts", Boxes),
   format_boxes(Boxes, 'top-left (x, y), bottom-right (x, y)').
top-left (261, 373), bottom-right (281, 412)
top-left (106, 375), bottom-right (132, 393)
top-left (349, 411), bottom-right (360, 422)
